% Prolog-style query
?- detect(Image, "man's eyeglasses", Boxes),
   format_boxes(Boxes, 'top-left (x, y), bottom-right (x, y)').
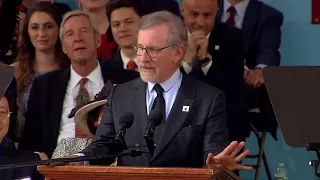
top-left (133, 45), bottom-right (171, 58)
top-left (0, 110), bottom-right (11, 119)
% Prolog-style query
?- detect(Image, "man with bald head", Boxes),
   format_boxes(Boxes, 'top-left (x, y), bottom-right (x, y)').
top-left (180, 0), bottom-right (247, 145)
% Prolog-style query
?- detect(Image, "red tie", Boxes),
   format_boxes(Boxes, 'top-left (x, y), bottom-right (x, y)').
top-left (75, 78), bottom-right (90, 138)
top-left (127, 60), bottom-right (137, 71)
top-left (226, 6), bottom-right (236, 26)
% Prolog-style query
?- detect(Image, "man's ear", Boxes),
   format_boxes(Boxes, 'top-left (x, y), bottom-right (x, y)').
top-left (62, 42), bottom-right (67, 54)
top-left (96, 33), bottom-right (101, 48)
top-left (173, 45), bottom-right (185, 64)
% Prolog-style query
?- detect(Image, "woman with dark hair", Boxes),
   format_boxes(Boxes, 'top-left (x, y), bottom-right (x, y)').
top-left (12, 2), bottom-right (69, 140)
top-left (0, 0), bottom-right (22, 65)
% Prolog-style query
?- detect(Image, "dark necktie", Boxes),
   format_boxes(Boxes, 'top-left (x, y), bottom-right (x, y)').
top-left (226, 6), bottom-right (236, 26)
top-left (152, 84), bottom-right (165, 145)
top-left (127, 60), bottom-right (137, 71)
top-left (75, 78), bottom-right (90, 138)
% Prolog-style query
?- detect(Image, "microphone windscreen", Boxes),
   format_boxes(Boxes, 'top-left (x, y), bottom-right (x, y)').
top-left (119, 112), bottom-right (134, 128)
top-left (149, 110), bottom-right (163, 126)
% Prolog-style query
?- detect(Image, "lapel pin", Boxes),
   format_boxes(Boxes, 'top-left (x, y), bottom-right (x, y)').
top-left (182, 106), bottom-right (189, 112)
top-left (215, 45), bottom-right (220, 50)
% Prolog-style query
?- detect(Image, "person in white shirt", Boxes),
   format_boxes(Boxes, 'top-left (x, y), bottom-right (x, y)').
top-left (18, 10), bottom-right (139, 158)
top-left (103, 0), bottom-right (142, 72)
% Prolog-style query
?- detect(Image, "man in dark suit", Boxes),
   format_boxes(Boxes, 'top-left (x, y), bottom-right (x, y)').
top-left (216, 0), bottom-right (283, 139)
top-left (180, 0), bottom-right (246, 143)
top-left (80, 11), bottom-right (252, 172)
top-left (0, 91), bottom-right (45, 180)
top-left (103, 0), bottom-right (142, 71)
top-left (18, 10), bottom-right (138, 158)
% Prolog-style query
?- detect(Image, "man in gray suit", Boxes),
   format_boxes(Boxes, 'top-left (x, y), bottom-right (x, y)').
top-left (80, 11), bottom-right (252, 171)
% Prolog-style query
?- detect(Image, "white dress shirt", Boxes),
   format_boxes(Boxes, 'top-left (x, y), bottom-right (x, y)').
top-left (221, 0), bottom-right (250, 29)
top-left (58, 63), bottom-right (105, 144)
top-left (146, 68), bottom-right (182, 120)
top-left (120, 49), bottom-right (139, 71)
top-left (181, 31), bottom-right (212, 75)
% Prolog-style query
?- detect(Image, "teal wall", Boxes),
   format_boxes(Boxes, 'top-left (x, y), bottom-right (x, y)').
top-left (242, 0), bottom-right (320, 179)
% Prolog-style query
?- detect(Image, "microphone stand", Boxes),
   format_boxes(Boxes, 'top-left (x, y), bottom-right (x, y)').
top-left (0, 150), bottom-right (147, 170)
top-left (144, 130), bottom-right (155, 157)
top-left (114, 130), bottom-right (128, 154)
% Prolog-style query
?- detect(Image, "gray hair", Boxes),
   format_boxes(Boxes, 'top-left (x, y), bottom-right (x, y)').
top-left (139, 11), bottom-right (188, 52)
top-left (59, 10), bottom-right (99, 41)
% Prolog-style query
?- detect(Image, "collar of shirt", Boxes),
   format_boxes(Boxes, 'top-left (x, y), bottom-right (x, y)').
top-left (187, 29), bottom-right (211, 39)
top-left (69, 61), bottom-right (102, 88)
top-left (147, 68), bottom-right (182, 93)
top-left (223, 0), bottom-right (250, 19)
top-left (120, 49), bottom-right (139, 70)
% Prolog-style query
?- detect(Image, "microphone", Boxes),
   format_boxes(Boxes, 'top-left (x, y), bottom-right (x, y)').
top-left (0, 150), bottom-right (147, 170)
top-left (114, 112), bottom-right (134, 153)
top-left (144, 110), bottom-right (163, 156)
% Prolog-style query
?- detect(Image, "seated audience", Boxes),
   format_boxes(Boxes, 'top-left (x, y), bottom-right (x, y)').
top-left (78, 0), bottom-right (117, 61)
top-left (0, 86), bottom-right (46, 180)
top-left (0, 0), bottom-right (22, 65)
top-left (180, 0), bottom-right (247, 144)
top-left (51, 81), bottom-right (112, 159)
top-left (103, 0), bottom-right (142, 71)
top-left (12, 2), bottom-right (70, 141)
top-left (217, 0), bottom-right (283, 139)
top-left (18, 10), bottom-right (139, 158)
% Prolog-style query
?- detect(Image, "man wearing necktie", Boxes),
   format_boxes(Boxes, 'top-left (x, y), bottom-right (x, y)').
top-left (216, 0), bottom-right (283, 140)
top-left (81, 10), bottom-right (252, 172)
top-left (180, 0), bottom-right (247, 148)
top-left (102, 0), bottom-right (142, 72)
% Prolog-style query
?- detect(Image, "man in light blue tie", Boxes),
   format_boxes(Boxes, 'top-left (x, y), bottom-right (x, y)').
top-left (80, 10), bottom-right (252, 172)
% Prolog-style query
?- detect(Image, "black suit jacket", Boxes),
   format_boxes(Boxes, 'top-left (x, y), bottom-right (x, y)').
top-left (0, 138), bottom-right (43, 180)
top-left (188, 21), bottom-right (246, 142)
top-left (103, 50), bottom-right (124, 70)
top-left (217, 0), bottom-right (283, 68)
top-left (82, 73), bottom-right (230, 167)
top-left (18, 64), bottom-right (139, 157)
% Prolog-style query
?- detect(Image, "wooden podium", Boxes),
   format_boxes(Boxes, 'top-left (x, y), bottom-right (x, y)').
top-left (38, 165), bottom-right (240, 180)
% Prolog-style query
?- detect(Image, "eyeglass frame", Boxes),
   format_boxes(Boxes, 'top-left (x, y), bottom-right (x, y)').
top-left (133, 45), bottom-right (172, 58)
top-left (0, 110), bottom-right (11, 119)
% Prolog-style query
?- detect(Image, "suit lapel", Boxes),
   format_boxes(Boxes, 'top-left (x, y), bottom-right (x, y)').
top-left (49, 68), bottom-right (70, 144)
top-left (216, 0), bottom-right (223, 21)
top-left (242, 0), bottom-right (260, 54)
top-left (115, 50), bottom-right (124, 69)
top-left (151, 75), bottom-right (196, 162)
top-left (208, 25), bottom-right (221, 63)
top-left (130, 79), bottom-right (148, 145)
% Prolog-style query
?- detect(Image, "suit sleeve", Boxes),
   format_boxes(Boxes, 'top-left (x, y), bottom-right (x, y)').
top-left (18, 79), bottom-right (42, 152)
top-left (203, 91), bottom-right (230, 163)
top-left (256, 11), bottom-right (283, 66)
top-left (81, 86), bottom-right (118, 165)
